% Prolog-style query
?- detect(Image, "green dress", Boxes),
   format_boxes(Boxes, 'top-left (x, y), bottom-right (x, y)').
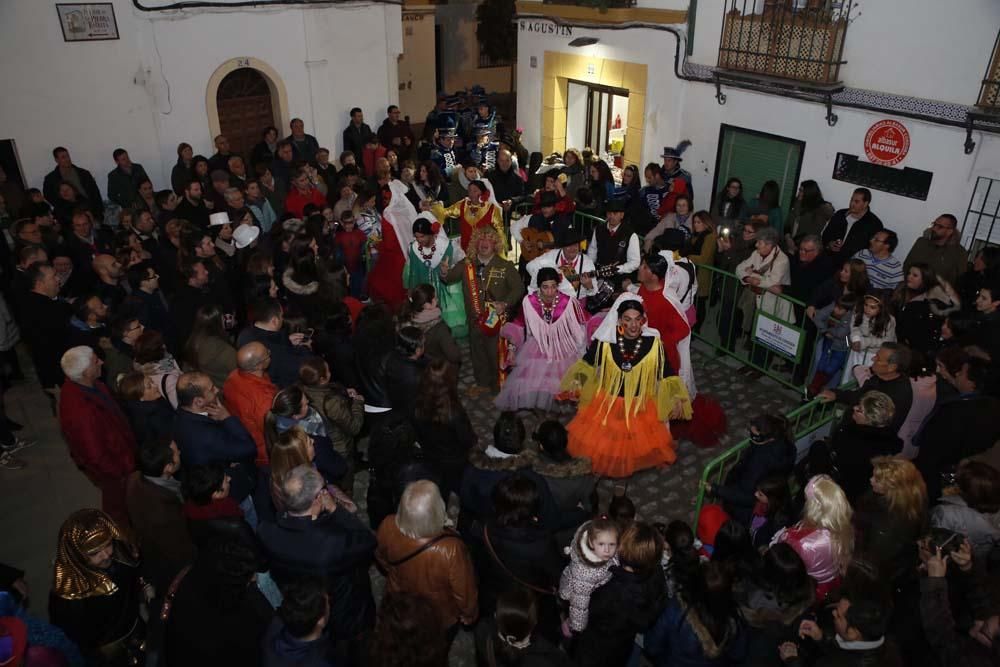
top-left (403, 236), bottom-right (468, 338)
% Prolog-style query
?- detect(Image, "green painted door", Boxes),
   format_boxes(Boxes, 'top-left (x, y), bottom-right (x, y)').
top-left (714, 125), bottom-right (805, 236)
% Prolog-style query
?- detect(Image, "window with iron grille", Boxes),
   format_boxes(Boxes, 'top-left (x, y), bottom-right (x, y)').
top-left (832, 153), bottom-right (933, 201)
top-left (961, 176), bottom-right (1000, 254)
top-left (479, 43), bottom-right (514, 69)
top-left (978, 29), bottom-right (1000, 110)
top-left (717, 0), bottom-right (852, 86)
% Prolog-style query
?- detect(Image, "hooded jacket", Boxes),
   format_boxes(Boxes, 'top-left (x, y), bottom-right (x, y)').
top-left (558, 522), bottom-right (616, 631)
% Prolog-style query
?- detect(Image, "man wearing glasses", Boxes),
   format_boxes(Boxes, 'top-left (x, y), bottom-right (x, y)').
top-left (903, 213), bottom-right (968, 287)
top-left (853, 229), bottom-right (904, 289)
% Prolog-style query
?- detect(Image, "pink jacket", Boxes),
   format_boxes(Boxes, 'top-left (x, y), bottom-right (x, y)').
top-left (771, 523), bottom-right (839, 585)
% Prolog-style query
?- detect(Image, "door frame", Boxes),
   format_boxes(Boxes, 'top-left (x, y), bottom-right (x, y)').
top-left (206, 58), bottom-right (290, 147)
top-left (712, 124), bottom-right (806, 215)
top-left (566, 79), bottom-right (629, 156)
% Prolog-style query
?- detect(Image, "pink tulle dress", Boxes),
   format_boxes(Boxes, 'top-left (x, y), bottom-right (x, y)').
top-left (495, 293), bottom-right (587, 412)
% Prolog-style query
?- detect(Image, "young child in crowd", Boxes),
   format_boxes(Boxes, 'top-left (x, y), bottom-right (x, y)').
top-left (807, 294), bottom-right (856, 396)
top-left (333, 210), bottom-right (367, 299)
top-left (845, 290), bottom-right (896, 382)
top-left (749, 473), bottom-right (793, 551)
top-left (558, 517), bottom-right (620, 635)
top-left (660, 519), bottom-right (699, 599)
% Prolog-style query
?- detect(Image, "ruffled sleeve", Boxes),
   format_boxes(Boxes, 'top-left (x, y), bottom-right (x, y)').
top-left (559, 359), bottom-right (597, 405)
top-left (656, 375), bottom-right (692, 421)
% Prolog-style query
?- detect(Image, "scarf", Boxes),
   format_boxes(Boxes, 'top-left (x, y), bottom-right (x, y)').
top-left (409, 306), bottom-right (443, 331)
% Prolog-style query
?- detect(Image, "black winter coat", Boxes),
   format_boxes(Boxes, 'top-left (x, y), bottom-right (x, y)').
top-left (384, 352), bottom-right (427, 417)
top-left (18, 291), bottom-right (72, 387)
top-left (575, 565), bottom-right (668, 667)
top-left (466, 519), bottom-right (565, 643)
top-left (821, 208), bottom-right (883, 265)
top-left (258, 509), bottom-right (377, 639)
top-left (915, 392), bottom-right (1000, 501)
top-left (714, 438), bottom-right (796, 524)
top-left (164, 563), bottom-right (274, 667)
top-left (43, 165), bottom-right (104, 220)
top-left (830, 423), bottom-right (902, 504)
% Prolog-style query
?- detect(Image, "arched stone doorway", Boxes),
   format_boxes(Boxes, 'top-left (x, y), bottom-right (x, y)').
top-left (216, 68), bottom-right (275, 160)
top-left (206, 58), bottom-right (290, 161)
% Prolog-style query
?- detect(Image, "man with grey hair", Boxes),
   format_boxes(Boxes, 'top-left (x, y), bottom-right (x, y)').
top-left (258, 464), bottom-right (377, 650)
top-left (58, 345), bottom-right (136, 525)
top-left (819, 341), bottom-right (913, 435)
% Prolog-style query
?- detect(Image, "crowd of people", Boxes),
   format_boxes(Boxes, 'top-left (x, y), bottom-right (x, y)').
top-left (0, 93), bottom-right (997, 667)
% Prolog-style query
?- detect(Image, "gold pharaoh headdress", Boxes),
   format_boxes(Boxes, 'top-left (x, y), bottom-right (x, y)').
top-left (52, 509), bottom-right (136, 600)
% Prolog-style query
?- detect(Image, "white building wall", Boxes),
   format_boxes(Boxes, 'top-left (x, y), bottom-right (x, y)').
top-left (516, 22), bottom-right (686, 168)
top-left (678, 83), bottom-right (1000, 258)
top-left (690, 0), bottom-right (1000, 106)
top-left (0, 0), bottom-right (401, 198)
top-left (517, 16), bottom-right (1000, 259)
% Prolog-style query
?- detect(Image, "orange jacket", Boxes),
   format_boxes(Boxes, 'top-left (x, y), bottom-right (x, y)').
top-left (222, 369), bottom-right (277, 465)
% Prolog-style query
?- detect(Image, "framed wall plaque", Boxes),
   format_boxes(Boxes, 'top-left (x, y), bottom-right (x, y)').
top-left (57, 4), bottom-right (120, 42)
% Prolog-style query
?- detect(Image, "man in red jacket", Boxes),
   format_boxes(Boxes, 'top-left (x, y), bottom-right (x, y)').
top-left (58, 345), bottom-right (137, 526)
top-left (284, 167), bottom-right (327, 218)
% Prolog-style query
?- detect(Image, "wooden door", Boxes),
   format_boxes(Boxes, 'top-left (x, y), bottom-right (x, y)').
top-left (216, 68), bottom-right (276, 161)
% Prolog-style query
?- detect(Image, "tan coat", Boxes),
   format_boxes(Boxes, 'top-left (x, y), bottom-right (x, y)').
top-left (376, 517), bottom-right (478, 629)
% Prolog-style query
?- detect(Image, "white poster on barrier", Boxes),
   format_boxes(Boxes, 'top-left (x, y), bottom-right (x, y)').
top-left (752, 310), bottom-right (804, 362)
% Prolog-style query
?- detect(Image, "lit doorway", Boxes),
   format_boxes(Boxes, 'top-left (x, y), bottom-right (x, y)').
top-left (565, 80), bottom-right (629, 167)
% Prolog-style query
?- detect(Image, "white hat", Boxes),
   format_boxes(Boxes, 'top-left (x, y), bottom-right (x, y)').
top-left (208, 212), bottom-right (231, 227)
top-left (233, 224), bottom-right (260, 249)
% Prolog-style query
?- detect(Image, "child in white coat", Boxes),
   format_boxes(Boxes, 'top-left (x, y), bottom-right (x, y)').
top-left (558, 518), bottom-right (619, 635)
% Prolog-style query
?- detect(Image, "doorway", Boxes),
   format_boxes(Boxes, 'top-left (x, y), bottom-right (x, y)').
top-left (216, 68), bottom-right (276, 160)
top-left (565, 80), bottom-right (629, 166)
top-left (713, 125), bottom-right (805, 224)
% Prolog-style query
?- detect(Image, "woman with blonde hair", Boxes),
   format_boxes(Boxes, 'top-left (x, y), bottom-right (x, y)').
top-left (855, 456), bottom-right (927, 584)
top-left (828, 390), bottom-right (902, 504)
top-left (375, 480), bottom-right (478, 642)
top-left (771, 474), bottom-right (853, 602)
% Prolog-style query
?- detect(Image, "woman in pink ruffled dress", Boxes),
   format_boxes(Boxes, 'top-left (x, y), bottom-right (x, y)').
top-left (495, 266), bottom-right (587, 413)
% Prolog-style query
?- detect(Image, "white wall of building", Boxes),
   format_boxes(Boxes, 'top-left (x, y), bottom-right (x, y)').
top-left (517, 14), bottom-right (1000, 258)
top-left (0, 0), bottom-right (401, 199)
top-left (399, 8), bottom-right (438, 123)
top-left (690, 0), bottom-right (1000, 106)
top-left (516, 22), bottom-right (686, 167)
top-left (678, 83), bottom-right (1000, 258)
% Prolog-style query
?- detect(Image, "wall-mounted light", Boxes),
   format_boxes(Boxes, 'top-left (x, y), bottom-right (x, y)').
top-left (568, 37), bottom-right (599, 48)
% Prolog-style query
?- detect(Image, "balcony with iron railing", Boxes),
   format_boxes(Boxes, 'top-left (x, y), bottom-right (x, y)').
top-left (977, 29), bottom-right (1000, 111)
top-left (516, 0), bottom-right (685, 28)
top-left (717, 0), bottom-right (852, 87)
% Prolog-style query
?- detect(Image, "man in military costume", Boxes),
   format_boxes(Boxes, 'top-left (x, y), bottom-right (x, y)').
top-left (441, 225), bottom-right (523, 395)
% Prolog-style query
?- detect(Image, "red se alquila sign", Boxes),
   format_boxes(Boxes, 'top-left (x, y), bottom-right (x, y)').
top-left (864, 120), bottom-right (910, 166)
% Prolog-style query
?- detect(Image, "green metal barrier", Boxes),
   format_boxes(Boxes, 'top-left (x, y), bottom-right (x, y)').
top-left (691, 263), bottom-right (817, 392)
top-left (692, 390), bottom-right (850, 524)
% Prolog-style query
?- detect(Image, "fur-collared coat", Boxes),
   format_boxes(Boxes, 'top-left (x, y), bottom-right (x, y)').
top-left (559, 522), bottom-right (616, 631)
top-left (645, 596), bottom-right (747, 666)
top-left (459, 447), bottom-right (560, 533)
top-left (533, 453), bottom-right (593, 514)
